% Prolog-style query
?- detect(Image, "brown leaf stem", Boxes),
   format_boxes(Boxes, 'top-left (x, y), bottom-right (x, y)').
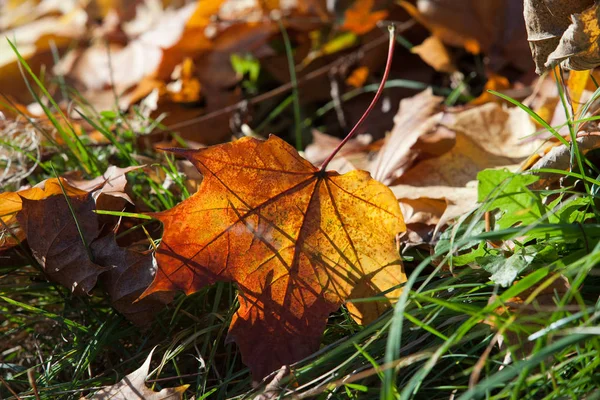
top-left (320, 24), bottom-right (396, 172)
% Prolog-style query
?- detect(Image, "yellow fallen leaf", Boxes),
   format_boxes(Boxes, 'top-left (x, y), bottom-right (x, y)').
top-left (411, 36), bottom-right (456, 73)
top-left (346, 66), bottom-right (370, 88)
top-left (567, 70), bottom-right (591, 116)
top-left (471, 73), bottom-right (511, 105)
top-left (342, 0), bottom-right (388, 35)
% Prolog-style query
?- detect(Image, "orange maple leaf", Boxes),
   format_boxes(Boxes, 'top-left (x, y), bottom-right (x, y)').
top-left (342, 0), bottom-right (388, 35)
top-left (142, 135), bottom-right (406, 378)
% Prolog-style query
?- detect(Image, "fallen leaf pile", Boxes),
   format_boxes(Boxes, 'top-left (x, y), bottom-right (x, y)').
top-left (3, 0), bottom-right (600, 396)
top-left (307, 88), bottom-right (547, 247)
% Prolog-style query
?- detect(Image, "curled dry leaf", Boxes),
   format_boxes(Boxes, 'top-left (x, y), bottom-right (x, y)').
top-left (85, 347), bottom-right (188, 400)
top-left (304, 130), bottom-right (373, 172)
top-left (142, 135), bottom-right (406, 379)
top-left (524, 0), bottom-right (599, 73)
top-left (529, 132), bottom-right (600, 189)
top-left (67, 165), bottom-right (142, 211)
top-left (254, 365), bottom-right (290, 400)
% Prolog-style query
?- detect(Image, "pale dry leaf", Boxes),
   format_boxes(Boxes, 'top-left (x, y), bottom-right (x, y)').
top-left (393, 133), bottom-right (519, 188)
top-left (0, 0), bottom-right (78, 30)
top-left (450, 103), bottom-right (539, 159)
top-left (398, 198), bottom-right (445, 226)
top-left (370, 88), bottom-right (443, 184)
top-left (122, 0), bottom-right (167, 39)
top-left (66, 165), bottom-right (142, 205)
top-left (391, 102), bottom-right (541, 189)
top-left (85, 347), bottom-right (188, 399)
top-left (0, 7), bottom-right (86, 66)
top-left (53, 2), bottom-right (197, 110)
top-left (254, 365), bottom-right (290, 400)
top-left (304, 130), bottom-right (372, 171)
top-left (391, 183), bottom-right (478, 235)
top-left (0, 7), bottom-right (87, 101)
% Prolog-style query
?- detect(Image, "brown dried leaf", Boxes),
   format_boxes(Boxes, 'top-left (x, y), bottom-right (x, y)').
top-left (0, 178), bottom-right (87, 251)
top-left (17, 194), bottom-right (107, 295)
top-left (91, 235), bottom-right (174, 327)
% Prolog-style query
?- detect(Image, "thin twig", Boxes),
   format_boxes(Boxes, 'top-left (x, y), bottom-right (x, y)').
top-left (468, 330), bottom-right (504, 389)
top-left (0, 375), bottom-right (23, 400)
top-left (296, 350), bottom-right (433, 399)
top-left (27, 370), bottom-right (40, 400)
